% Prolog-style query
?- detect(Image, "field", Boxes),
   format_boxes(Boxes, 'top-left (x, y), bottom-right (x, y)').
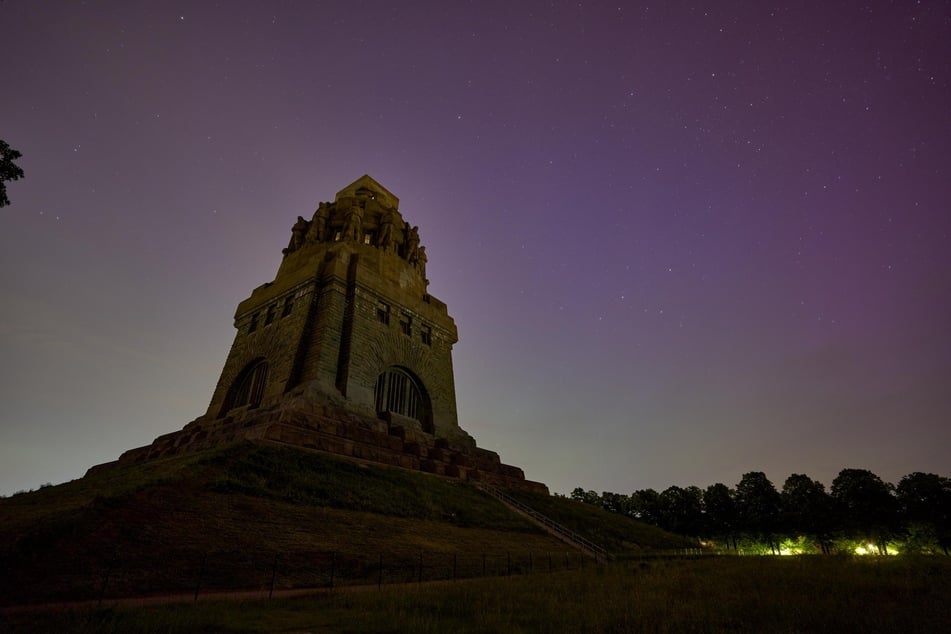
top-left (4, 555), bottom-right (949, 633)
top-left (7, 442), bottom-right (945, 632)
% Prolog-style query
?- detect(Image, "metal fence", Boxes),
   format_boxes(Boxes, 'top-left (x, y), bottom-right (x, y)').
top-left (4, 548), bottom-right (609, 607)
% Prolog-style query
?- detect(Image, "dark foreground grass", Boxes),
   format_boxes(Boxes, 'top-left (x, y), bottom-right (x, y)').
top-left (5, 556), bottom-right (949, 633)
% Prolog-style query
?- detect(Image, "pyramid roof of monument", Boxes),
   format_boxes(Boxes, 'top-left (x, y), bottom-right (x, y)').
top-left (334, 174), bottom-right (399, 209)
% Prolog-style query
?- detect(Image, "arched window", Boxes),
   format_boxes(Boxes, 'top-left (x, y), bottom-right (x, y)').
top-left (221, 358), bottom-right (268, 415)
top-left (375, 367), bottom-right (432, 432)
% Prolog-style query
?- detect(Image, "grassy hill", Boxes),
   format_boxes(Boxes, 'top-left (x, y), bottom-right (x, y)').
top-left (0, 441), bottom-right (692, 606)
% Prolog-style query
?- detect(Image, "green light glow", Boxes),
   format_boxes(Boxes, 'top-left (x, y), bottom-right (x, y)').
top-left (853, 543), bottom-right (900, 556)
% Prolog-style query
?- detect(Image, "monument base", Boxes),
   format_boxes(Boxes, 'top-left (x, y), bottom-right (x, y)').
top-left (87, 391), bottom-right (547, 495)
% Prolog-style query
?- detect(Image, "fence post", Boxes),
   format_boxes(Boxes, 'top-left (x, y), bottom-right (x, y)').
top-left (194, 553), bottom-right (206, 602)
top-left (268, 554), bottom-right (278, 599)
top-left (97, 564), bottom-right (111, 608)
top-left (330, 551), bottom-right (336, 591)
top-left (97, 548), bottom-right (118, 607)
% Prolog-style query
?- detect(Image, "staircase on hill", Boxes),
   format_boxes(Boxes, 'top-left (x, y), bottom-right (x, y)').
top-left (475, 484), bottom-right (609, 561)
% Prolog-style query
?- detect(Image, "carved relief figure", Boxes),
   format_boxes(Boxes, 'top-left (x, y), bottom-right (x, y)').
top-left (285, 215), bottom-right (309, 253)
top-left (415, 245), bottom-right (428, 279)
top-left (308, 202), bottom-right (330, 242)
top-left (343, 202), bottom-right (363, 242)
top-left (378, 208), bottom-right (397, 252)
top-left (405, 224), bottom-right (420, 262)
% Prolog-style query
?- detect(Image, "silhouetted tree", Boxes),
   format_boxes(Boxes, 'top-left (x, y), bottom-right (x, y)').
top-left (831, 468), bottom-right (901, 554)
top-left (0, 140), bottom-right (24, 207)
top-left (569, 465), bottom-right (949, 554)
top-left (896, 472), bottom-right (951, 555)
top-left (781, 474), bottom-right (836, 554)
top-left (629, 488), bottom-right (662, 526)
top-left (735, 472), bottom-right (782, 553)
top-left (570, 487), bottom-right (601, 506)
top-left (656, 486), bottom-right (705, 537)
top-left (703, 483), bottom-right (739, 551)
top-left (600, 491), bottom-right (631, 515)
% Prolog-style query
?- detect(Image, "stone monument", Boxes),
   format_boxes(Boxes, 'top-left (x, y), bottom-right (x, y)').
top-left (96, 176), bottom-right (545, 493)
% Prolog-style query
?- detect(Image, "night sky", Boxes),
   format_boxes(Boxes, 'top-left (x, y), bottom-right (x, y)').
top-left (2, 2), bottom-right (949, 498)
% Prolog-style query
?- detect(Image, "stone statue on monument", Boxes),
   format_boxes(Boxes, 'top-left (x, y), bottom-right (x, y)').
top-left (405, 224), bottom-right (420, 262)
top-left (415, 245), bottom-right (428, 278)
top-left (378, 208), bottom-right (398, 252)
top-left (343, 202), bottom-right (364, 242)
top-left (284, 215), bottom-right (309, 254)
top-left (308, 202), bottom-right (330, 242)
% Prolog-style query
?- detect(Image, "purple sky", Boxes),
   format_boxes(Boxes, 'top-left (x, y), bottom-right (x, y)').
top-left (2, 2), bottom-right (949, 498)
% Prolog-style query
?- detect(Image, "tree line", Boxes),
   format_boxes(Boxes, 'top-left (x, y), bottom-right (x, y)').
top-left (569, 469), bottom-right (951, 555)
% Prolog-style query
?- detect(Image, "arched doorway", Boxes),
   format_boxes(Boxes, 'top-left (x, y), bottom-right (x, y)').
top-left (374, 366), bottom-right (433, 433)
top-left (220, 357), bottom-right (269, 416)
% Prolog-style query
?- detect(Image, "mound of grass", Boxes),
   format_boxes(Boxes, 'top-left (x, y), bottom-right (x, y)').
top-left (5, 442), bottom-right (660, 606)
top-left (205, 443), bottom-right (535, 530)
top-left (1, 441), bottom-right (692, 606)
top-left (506, 489), bottom-right (696, 552)
top-left (0, 447), bottom-right (216, 538)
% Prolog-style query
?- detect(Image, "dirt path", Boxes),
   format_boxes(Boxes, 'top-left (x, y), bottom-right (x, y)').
top-left (2, 585), bottom-right (338, 614)
top-left (0, 577), bottom-right (468, 615)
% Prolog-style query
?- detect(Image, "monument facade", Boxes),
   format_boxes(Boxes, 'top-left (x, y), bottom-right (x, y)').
top-left (101, 176), bottom-right (545, 493)
top-left (206, 175), bottom-right (467, 446)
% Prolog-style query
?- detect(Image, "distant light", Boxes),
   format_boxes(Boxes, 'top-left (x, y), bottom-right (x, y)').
top-left (853, 543), bottom-right (899, 556)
